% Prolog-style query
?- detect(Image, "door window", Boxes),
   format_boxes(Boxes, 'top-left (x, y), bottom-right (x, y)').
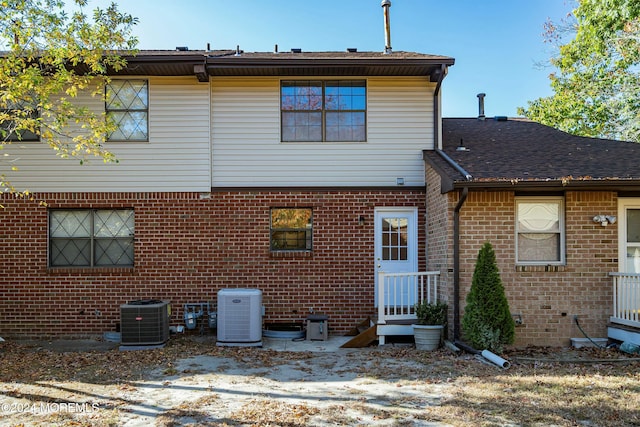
top-left (626, 208), bottom-right (640, 273)
top-left (381, 218), bottom-right (408, 261)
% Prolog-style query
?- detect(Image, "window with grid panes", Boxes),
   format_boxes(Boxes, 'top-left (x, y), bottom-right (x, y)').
top-left (381, 217), bottom-right (408, 260)
top-left (49, 209), bottom-right (134, 267)
top-left (106, 79), bottom-right (148, 141)
top-left (281, 80), bottom-right (366, 142)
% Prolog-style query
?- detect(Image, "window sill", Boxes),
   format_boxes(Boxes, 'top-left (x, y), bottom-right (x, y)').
top-left (270, 250), bottom-right (313, 259)
top-left (47, 266), bottom-right (135, 275)
top-left (515, 264), bottom-right (566, 272)
top-left (280, 140), bottom-right (367, 145)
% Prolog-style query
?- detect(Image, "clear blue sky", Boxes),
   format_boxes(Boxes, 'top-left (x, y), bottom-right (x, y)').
top-left (95, 0), bottom-right (573, 118)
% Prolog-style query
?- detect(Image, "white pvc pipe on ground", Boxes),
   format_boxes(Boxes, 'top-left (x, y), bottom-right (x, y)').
top-left (481, 349), bottom-right (511, 369)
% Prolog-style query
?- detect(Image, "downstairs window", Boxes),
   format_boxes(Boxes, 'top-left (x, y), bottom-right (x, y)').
top-left (270, 208), bottom-right (312, 251)
top-left (516, 198), bottom-right (565, 265)
top-left (49, 209), bottom-right (134, 267)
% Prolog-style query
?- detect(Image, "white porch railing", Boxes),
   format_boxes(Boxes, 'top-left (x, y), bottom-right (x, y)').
top-left (377, 271), bottom-right (440, 324)
top-left (610, 272), bottom-right (640, 328)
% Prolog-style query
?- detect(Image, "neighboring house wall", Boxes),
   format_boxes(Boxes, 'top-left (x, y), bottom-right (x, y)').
top-left (211, 77), bottom-right (434, 187)
top-left (444, 188), bottom-right (617, 347)
top-left (0, 190), bottom-right (426, 338)
top-left (3, 77), bottom-right (211, 192)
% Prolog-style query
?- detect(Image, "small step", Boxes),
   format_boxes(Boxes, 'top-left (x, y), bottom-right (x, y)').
top-left (608, 323), bottom-right (640, 345)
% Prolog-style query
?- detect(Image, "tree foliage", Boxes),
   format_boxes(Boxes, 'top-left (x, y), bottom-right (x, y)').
top-left (462, 242), bottom-right (515, 354)
top-left (519, 0), bottom-right (640, 142)
top-left (0, 0), bottom-right (138, 197)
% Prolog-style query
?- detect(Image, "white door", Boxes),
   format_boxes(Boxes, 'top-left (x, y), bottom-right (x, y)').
top-left (374, 207), bottom-right (418, 306)
top-left (619, 201), bottom-right (640, 273)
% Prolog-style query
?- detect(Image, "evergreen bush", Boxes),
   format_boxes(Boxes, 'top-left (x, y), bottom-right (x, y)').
top-left (462, 242), bottom-right (515, 353)
top-left (414, 300), bottom-right (448, 326)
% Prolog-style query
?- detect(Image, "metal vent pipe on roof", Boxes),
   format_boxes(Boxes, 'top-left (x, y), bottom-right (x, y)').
top-left (381, 0), bottom-right (392, 54)
top-left (477, 93), bottom-right (486, 120)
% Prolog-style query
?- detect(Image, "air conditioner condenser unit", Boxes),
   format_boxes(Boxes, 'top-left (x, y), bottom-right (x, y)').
top-left (120, 300), bottom-right (171, 346)
top-left (216, 289), bottom-right (262, 347)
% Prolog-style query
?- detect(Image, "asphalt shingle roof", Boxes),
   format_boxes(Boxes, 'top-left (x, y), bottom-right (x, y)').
top-left (425, 117), bottom-right (640, 191)
top-left (115, 49), bottom-right (454, 78)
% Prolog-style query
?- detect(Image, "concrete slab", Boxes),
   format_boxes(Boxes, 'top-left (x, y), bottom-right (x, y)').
top-left (14, 339), bottom-right (120, 353)
top-left (11, 334), bottom-right (354, 353)
top-left (262, 335), bottom-right (352, 352)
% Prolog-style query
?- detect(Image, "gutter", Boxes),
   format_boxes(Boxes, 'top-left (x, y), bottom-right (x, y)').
top-left (435, 149), bottom-right (471, 341)
top-left (436, 149), bottom-right (472, 180)
top-left (451, 178), bottom-right (640, 192)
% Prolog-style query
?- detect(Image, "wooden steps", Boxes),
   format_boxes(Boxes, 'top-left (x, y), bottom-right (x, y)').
top-left (341, 317), bottom-right (378, 348)
top-left (340, 316), bottom-right (421, 348)
top-left (340, 324), bottom-right (378, 348)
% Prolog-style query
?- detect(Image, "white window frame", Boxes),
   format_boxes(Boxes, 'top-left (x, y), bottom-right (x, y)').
top-left (515, 197), bottom-right (565, 265)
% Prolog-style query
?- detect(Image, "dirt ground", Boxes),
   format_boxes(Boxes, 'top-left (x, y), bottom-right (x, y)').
top-left (0, 335), bottom-right (639, 426)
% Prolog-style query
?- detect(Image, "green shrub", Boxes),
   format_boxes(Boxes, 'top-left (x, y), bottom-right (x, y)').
top-left (462, 242), bottom-right (515, 353)
top-left (415, 300), bottom-right (448, 325)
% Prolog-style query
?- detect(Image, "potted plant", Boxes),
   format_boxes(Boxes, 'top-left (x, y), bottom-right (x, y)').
top-left (412, 300), bottom-right (448, 350)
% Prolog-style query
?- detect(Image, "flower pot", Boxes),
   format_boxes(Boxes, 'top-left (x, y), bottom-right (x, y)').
top-left (412, 324), bottom-right (444, 351)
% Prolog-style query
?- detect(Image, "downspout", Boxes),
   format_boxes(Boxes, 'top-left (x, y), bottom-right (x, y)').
top-left (435, 149), bottom-right (471, 341)
top-left (452, 186), bottom-right (468, 340)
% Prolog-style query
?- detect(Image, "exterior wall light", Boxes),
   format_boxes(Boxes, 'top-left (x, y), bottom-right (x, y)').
top-left (358, 215), bottom-right (366, 226)
top-left (593, 214), bottom-right (617, 226)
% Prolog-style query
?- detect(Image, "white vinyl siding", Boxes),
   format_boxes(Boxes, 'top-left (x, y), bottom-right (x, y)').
top-left (211, 77), bottom-right (434, 187)
top-left (2, 77), bottom-right (211, 192)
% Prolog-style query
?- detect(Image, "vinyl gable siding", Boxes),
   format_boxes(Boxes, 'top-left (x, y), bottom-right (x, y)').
top-left (211, 77), bottom-right (434, 187)
top-left (3, 76), bottom-right (211, 192)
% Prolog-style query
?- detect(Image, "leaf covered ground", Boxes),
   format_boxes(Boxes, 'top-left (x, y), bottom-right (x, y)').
top-left (0, 336), bottom-right (639, 426)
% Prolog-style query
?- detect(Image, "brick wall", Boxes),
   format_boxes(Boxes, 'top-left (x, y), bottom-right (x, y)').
top-left (0, 189), bottom-right (426, 338)
top-left (447, 189), bottom-right (618, 347)
top-left (425, 167), bottom-right (454, 317)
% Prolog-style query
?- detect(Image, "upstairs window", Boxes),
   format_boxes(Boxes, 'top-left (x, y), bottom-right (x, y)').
top-left (281, 80), bottom-right (366, 142)
top-left (1, 100), bottom-right (39, 141)
top-left (49, 209), bottom-right (134, 267)
top-left (516, 198), bottom-right (565, 265)
top-left (106, 79), bottom-right (148, 141)
top-left (270, 208), bottom-right (312, 251)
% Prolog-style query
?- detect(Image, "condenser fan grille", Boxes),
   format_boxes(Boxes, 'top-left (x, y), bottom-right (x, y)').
top-left (217, 289), bottom-right (262, 346)
top-left (120, 300), bottom-right (170, 345)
